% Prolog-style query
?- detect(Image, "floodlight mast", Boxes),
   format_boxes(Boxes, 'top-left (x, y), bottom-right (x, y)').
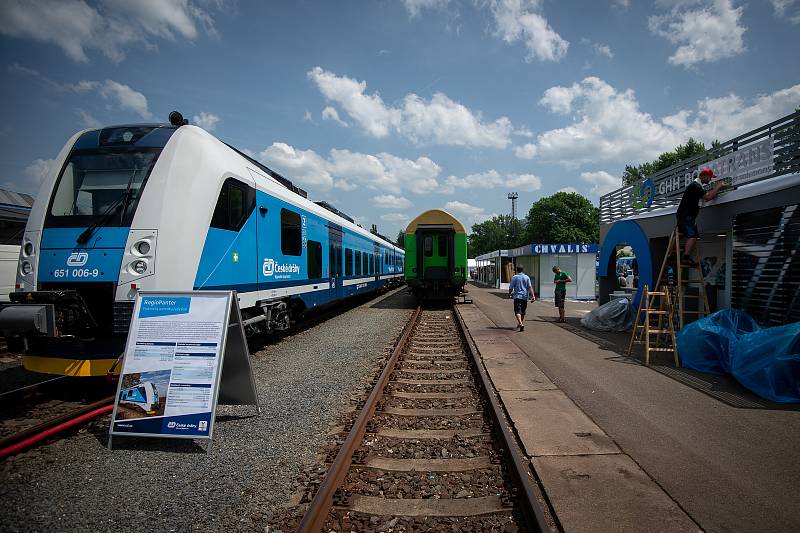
top-left (508, 192), bottom-right (519, 238)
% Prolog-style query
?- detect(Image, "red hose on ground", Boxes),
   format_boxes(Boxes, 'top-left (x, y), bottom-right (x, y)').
top-left (0, 404), bottom-right (113, 461)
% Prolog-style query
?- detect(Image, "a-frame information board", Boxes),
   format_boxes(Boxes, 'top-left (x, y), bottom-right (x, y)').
top-left (108, 291), bottom-right (258, 450)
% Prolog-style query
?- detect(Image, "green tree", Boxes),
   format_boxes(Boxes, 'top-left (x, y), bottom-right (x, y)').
top-left (395, 230), bottom-right (405, 249)
top-left (468, 214), bottom-right (525, 256)
top-left (621, 138), bottom-right (708, 186)
top-left (523, 192), bottom-right (599, 244)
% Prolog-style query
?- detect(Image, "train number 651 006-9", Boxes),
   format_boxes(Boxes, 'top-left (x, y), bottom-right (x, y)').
top-left (52, 268), bottom-right (100, 278)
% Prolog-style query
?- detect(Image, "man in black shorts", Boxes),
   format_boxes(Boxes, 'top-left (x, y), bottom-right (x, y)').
top-left (676, 167), bottom-right (724, 266)
top-left (509, 265), bottom-right (535, 331)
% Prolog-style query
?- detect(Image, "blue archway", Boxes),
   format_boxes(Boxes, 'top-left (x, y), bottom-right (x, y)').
top-left (598, 219), bottom-right (652, 310)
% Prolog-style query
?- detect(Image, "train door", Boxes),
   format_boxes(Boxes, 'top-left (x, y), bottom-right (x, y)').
top-left (374, 243), bottom-right (380, 282)
top-left (328, 225), bottom-right (343, 300)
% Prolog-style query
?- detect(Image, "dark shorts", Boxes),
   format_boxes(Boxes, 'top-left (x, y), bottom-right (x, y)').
top-left (513, 298), bottom-right (528, 316)
top-left (554, 289), bottom-right (566, 308)
top-left (676, 216), bottom-right (699, 238)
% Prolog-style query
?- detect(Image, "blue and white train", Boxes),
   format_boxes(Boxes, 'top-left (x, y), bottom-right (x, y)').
top-left (119, 381), bottom-right (160, 414)
top-left (0, 113), bottom-right (404, 376)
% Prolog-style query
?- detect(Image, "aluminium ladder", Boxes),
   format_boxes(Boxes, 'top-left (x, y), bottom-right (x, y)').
top-left (627, 284), bottom-right (679, 366)
top-left (653, 227), bottom-right (712, 330)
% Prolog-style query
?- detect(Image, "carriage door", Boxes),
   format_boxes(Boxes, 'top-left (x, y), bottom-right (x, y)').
top-left (328, 225), bottom-right (343, 299)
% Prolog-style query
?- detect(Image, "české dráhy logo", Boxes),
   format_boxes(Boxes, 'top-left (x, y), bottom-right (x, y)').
top-left (262, 258), bottom-right (300, 277)
top-left (67, 252), bottom-right (89, 266)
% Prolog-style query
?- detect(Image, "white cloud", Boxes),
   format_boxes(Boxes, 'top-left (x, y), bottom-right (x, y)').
top-left (401, 0), bottom-right (450, 17)
top-left (0, 0), bottom-right (218, 63)
top-left (649, 0), bottom-right (746, 68)
top-left (526, 77), bottom-right (800, 167)
top-left (592, 43), bottom-right (614, 59)
top-left (192, 112), bottom-right (219, 131)
top-left (443, 169), bottom-right (542, 193)
top-left (613, 0), bottom-right (631, 8)
top-left (308, 67), bottom-right (513, 148)
top-left (12, 158), bottom-right (58, 194)
top-left (373, 194), bottom-right (412, 209)
top-left (580, 170), bottom-right (619, 196)
top-left (443, 200), bottom-right (498, 225)
top-left (381, 212), bottom-right (409, 222)
top-left (9, 65), bottom-right (153, 120)
top-left (256, 142), bottom-right (441, 195)
top-left (71, 79), bottom-right (152, 119)
top-left (557, 186), bottom-right (579, 194)
top-left (539, 84), bottom-right (582, 115)
top-left (514, 143), bottom-right (538, 159)
top-left (444, 200), bottom-right (485, 217)
top-left (513, 126), bottom-right (534, 137)
top-left (76, 109), bottom-right (100, 128)
top-left (770, 0), bottom-right (800, 23)
top-left (321, 106), bottom-right (349, 127)
top-left (259, 143), bottom-right (335, 191)
top-left (489, 0), bottom-right (569, 62)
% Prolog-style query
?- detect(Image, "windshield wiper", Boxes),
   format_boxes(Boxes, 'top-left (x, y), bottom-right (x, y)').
top-left (76, 195), bottom-right (126, 245)
top-left (76, 168), bottom-right (139, 245)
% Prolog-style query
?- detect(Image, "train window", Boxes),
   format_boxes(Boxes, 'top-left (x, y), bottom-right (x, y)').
top-left (345, 248), bottom-right (353, 276)
top-left (424, 236), bottom-right (433, 257)
top-left (355, 250), bottom-right (362, 276)
top-left (307, 240), bottom-right (322, 279)
top-left (210, 178), bottom-right (255, 232)
top-left (281, 209), bottom-right (302, 256)
top-left (437, 235), bottom-right (447, 257)
top-left (362, 252), bottom-right (368, 275)
top-left (369, 254), bottom-right (374, 275)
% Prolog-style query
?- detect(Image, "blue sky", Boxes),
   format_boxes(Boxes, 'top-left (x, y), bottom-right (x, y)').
top-left (1, 0), bottom-right (799, 238)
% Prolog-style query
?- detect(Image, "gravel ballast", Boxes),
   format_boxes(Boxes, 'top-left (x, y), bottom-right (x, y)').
top-left (0, 288), bottom-right (414, 531)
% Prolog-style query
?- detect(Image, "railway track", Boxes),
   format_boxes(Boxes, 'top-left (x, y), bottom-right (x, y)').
top-left (0, 377), bottom-right (114, 459)
top-left (295, 306), bottom-right (550, 532)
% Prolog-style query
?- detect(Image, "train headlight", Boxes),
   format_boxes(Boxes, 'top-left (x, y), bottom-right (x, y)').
top-left (21, 261), bottom-right (33, 276)
top-left (135, 240), bottom-right (151, 255)
top-left (132, 260), bottom-right (148, 274)
top-left (23, 241), bottom-right (34, 257)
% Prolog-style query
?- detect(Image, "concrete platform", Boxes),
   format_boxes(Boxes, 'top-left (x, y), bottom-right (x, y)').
top-left (458, 283), bottom-right (800, 532)
top-left (532, 454), bottom-right (699, 532)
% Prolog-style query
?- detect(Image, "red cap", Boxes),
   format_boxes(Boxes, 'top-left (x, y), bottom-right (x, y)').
top-left (699, 167), bottom-right (714, 178)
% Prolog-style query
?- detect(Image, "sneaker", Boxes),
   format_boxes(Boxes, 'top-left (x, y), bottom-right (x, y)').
top-left (520, 324), bottom-right (525, 331)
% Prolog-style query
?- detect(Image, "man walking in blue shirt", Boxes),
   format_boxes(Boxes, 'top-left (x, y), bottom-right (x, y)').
top-left (509, 265), bottom-right (536, 331)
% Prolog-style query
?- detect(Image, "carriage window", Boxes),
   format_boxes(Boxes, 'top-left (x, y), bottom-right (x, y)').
top-left (355, 250), bottom-right (362, 276)
top-left (362, 252), bottom-right (368, 275)
top-left (369, 254), bottom-right (374, 274)
top-left (424, 236), bottom-right (433, 257)
top-left (437, 235), bottom-right (447, 257)
top-left (307, 240), bottom-right (322, 279)
top-left (210, 178), bottom-right (254, 231)
top-left (345, 248), bottom-right (353, 276)
top-left (281, 209), bottom-right (302, 256)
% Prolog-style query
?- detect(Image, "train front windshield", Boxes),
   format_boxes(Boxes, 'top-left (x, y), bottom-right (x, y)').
top-left (46, 149), bottom-right (159, 228)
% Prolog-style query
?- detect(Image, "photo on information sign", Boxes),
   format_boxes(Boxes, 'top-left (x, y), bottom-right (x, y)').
top-left (114, 370), bottom-right (171, 420)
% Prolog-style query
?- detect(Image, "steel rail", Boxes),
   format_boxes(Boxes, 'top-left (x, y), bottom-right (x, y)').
top-left (0, 375), bottom-right (68, 399)
top-left (296, 305), bottom-right (422, 533)
top-left (0, 396), bottom-right (115, 456)
top-left (454, 305), bottom-right (552, 533)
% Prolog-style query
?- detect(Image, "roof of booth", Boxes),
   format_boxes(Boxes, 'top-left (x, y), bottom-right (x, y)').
top-left (405, 209), bottom-right (466, 234)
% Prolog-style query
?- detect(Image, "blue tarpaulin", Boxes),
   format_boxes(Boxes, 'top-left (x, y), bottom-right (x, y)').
top-left (676, 309), bottom-right (800, 403)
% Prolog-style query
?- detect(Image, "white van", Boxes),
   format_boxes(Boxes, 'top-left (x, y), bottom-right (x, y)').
top-left (0, 245), bottom-right (20, 301)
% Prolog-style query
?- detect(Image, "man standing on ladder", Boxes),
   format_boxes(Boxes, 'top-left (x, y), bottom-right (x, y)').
top-left (676, 167), bottom-right (724, 266)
